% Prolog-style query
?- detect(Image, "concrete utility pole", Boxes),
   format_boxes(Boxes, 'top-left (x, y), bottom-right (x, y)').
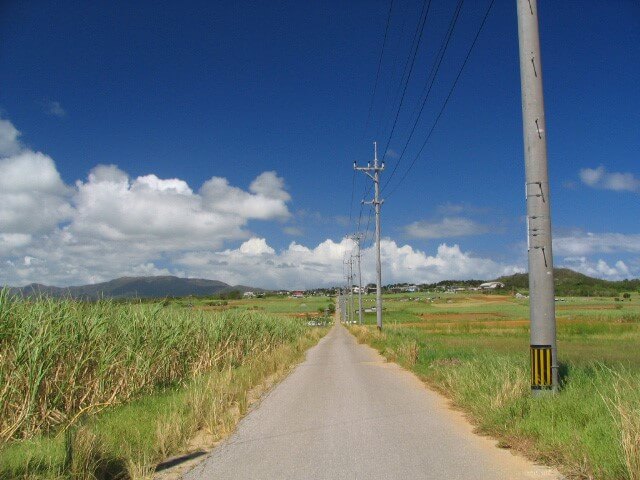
top-left (355, 142), bottom-right (385, 330)
top-left (349, 233), bottom-right (364, 325)
top-left (344, 258), bottom-right (353, 323)
top-left (517, 0), bottom-right (558, 394)
top-left (349, 257), bottom-right (355, 324)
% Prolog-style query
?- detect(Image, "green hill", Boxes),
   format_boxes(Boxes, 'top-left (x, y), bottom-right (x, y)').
top-left (496, 268), bottom-right (640, 296)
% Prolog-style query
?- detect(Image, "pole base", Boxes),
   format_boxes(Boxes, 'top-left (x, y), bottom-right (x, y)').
top-left (531, 386), bottom-right (555, 396)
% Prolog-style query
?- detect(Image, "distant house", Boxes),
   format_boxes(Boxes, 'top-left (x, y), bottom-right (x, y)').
top-left (243, 291), bottom-right (256, 298)
top-left (479, 282), bottom-right (505, 290)
top-left (291, 290), bottom-right (305, 298)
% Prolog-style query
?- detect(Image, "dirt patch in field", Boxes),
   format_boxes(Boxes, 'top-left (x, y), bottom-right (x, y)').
top-left (419, 312), bottom-right (506, 321)
top-left (467, 295), bottom-right (512, 303)
top-left (556, 304), bottom-right (616, 311)
top-left (407, 319), bottom-right (529, 329)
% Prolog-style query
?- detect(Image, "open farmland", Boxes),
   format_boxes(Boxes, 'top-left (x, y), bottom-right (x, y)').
top-left (183, 294), bottom-right (335, 318)
top-left (0, 291), bottom-right (329, 479)
top-left (350, 291), bottom-right (640, 479)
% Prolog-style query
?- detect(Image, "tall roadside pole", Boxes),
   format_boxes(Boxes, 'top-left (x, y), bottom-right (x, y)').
top-left (348, 258), bottom-right (355, 324)
top-left (344, 258), bottom-right (353, 323)
top-left (349, 233), bottom-right (364, 324)
top-left (517, 0), bottom-right (558, 394)
top-left (355, 142), bottom-right (385, 331)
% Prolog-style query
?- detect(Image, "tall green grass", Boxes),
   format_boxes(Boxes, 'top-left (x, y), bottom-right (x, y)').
top-left (0, 289), bottom-right (305, 443)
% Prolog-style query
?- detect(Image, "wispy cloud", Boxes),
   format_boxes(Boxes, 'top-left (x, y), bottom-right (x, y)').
top-left (283, 226), bottom-right (303, 236)
top-left (435, 202), bottom-right (492, 215)
top-left (579, 166), bottom-right (640, 193)
top-left (45, 101), bottom-right (66, 118)
top-left (385, 148), bottom-right (399, 159)
top-left (554, 232), bottom-right (640, 256)
top-left (404, 217), bottom-right (491, 239)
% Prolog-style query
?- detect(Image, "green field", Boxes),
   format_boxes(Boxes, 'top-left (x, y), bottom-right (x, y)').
top-left (0, 291), bottom-right (330, 479)
top-left (166, 293), bottom-right (335, 317)
top-left (350, 291), bottom-right (640, 480)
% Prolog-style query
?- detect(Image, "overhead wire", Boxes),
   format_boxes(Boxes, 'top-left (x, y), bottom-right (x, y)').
top-left (379, 0), bottom-right (433, 165)
top-left (353, 0), bottom-right (395, 239)
top-left (358, 0), bottom-right (432, 225)
top-left (362, 0), bottom-right (396, 139)
top-left (375, 0), bottom-right (413, 142)
top-left (382, 0), bottom-right (464, 192)
top-left (385, 0), bottom-right (497, 198)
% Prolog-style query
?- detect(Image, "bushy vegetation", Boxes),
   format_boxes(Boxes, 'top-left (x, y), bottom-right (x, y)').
top-left (496, 268), bottom-right (640, 297)
top-left (0, 290), bottom-right (321, 478)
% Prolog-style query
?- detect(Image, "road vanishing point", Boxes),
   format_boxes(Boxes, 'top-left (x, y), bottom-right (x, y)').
top-left (185, 324), bottom-right (563, 480)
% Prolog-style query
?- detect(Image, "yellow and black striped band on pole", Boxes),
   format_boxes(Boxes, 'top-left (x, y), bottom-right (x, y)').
top-left (530, 345), bottom-right (552, 389)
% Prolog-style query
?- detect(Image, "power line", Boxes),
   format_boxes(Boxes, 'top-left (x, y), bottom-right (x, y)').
top-left (375, 0), bottom-right (412, 142)
top-left (382, 0), bottom-right (464, 192)
top-left (385, 0), bottom-right (496, 198)
top-left (379, 0), bottom-right (433, 165)
top-left (359, 0), bottom-right (432, 214)
top-left (363, 0), bottom-right (395, 138)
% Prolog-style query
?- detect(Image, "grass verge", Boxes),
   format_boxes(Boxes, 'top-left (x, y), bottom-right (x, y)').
top-left (349, 324), bottom-right (640, 480)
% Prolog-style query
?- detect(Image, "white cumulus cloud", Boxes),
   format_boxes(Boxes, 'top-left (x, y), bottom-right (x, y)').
top-left (0, 118), bottom-right (21, 156)
top-left (0, 117), bottom-right (295, 286)
top-left (174, 238), bottom-right (523, 290)
top-left (560, 257), bottom-right (632, 280)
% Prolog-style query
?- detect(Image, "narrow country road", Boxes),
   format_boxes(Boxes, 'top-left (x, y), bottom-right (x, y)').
top-left (185, 324), bottom-right (562, 480)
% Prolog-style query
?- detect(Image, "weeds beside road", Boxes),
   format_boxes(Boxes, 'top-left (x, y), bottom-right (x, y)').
top-left (0, 290), bottom-right (326, 478)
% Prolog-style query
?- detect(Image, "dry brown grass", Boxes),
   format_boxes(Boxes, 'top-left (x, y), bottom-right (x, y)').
top-left (397, 340), bottom-right (420, 367)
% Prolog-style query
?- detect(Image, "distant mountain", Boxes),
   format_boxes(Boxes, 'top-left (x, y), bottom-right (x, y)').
top-left (495, 268), bottom-right (640, 296)
top-left (8, 276), bottom-right (263, 299)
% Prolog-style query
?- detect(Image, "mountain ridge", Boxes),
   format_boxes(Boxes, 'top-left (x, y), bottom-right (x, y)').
top-left (7, 275), bottom-right (262, 299)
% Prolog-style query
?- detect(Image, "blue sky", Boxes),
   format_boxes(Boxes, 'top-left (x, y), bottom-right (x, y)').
top-left (0, 0), bottom-right (638, 288)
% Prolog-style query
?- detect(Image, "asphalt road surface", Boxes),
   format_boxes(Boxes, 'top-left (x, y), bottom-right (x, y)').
top-left (185, 323), bottom-right (562, 480)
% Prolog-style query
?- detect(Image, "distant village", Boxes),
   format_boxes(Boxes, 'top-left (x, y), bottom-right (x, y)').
top-left (241, 280), bottom-right (508, 299)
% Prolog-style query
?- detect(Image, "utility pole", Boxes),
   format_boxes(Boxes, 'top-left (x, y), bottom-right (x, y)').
top-left (349, 233), bottom-right (364, 325)
top-left (348, 257), bottom-right (355, 324)
top-left (355, 142), bottom-right (385, 330)
top-left (517, 0), bottom-right (557, 394)
top-left (344, 258), bottom-right (353, 323)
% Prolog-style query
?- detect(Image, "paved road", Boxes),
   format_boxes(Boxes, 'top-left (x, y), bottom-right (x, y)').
top-left (185, 324), bottom-right (562, 480)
